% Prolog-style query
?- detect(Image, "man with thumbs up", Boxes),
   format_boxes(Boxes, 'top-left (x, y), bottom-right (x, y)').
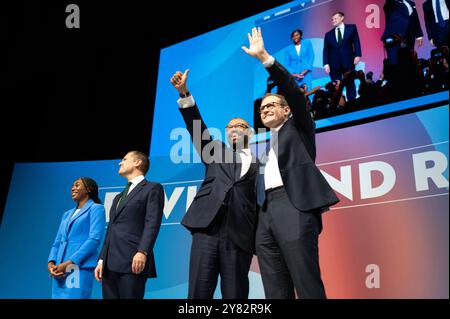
top-left (170, 69), bottom-right (258, 299)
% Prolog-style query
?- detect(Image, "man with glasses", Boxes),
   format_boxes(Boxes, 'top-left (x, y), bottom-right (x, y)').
top-left (242, 27), bottom-right (339, 299)
top-left (170, 70), bottom-right (258, 299)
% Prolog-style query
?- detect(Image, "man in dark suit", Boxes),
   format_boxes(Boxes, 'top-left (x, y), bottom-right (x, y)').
top-left (242, 27), bottom-right (340, 299)
top-left (381, 0), bottom-right (424, 64)
top-left (323, 11), bottom-right (362, 101)
top-left (423, 0), bottom-right (449, 48)
top-left (94, 151), bottom-right (164, 299)
top-left (170, 70), bottom-right (258, 299)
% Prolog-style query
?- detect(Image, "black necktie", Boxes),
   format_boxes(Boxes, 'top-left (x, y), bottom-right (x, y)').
top-left (337, 27), bottom-right (343, 45)
top-left (118, 182), bottom-right (132, 207)
top-left (233, 151), bottom-right (242, 181)
top-left (256, 141), bottom-right (271, 207)
top-left (436, 0), bottom-right (446, 27)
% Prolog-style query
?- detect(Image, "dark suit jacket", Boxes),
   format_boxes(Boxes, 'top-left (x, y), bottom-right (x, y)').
top-left (382, 0), bottom-right (423, 41)
top-left (265, 60), bottom-right (340, 213)
top-left (423, 0), bottom-right (450, 41)
top-left (99, 179), bottom-right (164, 278)
top-left (179, 105), bottom-right (258, 255)
top-left (323, 24), bottom-right (362, 70)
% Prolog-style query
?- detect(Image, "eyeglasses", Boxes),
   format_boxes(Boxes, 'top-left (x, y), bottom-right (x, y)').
top-left (226, 123), bottom-right (249, 129)
top-left (258, 101), bottom-right (286, 113)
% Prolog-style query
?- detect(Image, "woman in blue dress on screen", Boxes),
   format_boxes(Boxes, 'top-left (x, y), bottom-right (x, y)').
top-left (47, 177), bottom-right (106, 299)
top-left (285, 29), bottom-right (315, 93)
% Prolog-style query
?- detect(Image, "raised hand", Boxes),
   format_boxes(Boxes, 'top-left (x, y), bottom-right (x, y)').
top-left (241, 27), bottom-right (270, 62)
top-left (170, 69), bottom-right (190, 95)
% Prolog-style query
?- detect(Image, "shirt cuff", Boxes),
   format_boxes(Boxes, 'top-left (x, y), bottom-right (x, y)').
top-left (262, 56), bottom-right (275, 68)
top-left (416, 37), bottom-right (423, 40)
top-left (324, 64), bottom-right (330, 69)
top-left (98, 259), bottom-right (103, 265)
top-left (177, 95), bottom-right (196, 108)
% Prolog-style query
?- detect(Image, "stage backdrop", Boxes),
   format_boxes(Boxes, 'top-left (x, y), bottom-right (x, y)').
top-left (0, 0), bottom-right (448, 298)
top-left (0, 103), bottom-right (447, 298)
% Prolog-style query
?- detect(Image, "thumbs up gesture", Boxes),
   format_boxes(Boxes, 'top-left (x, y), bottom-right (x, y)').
top-left (170, 69), bottom-right (190, 95)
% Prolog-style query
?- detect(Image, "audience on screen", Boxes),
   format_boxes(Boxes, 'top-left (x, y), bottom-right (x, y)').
top-left (263, 46), bottom-right (448, 120)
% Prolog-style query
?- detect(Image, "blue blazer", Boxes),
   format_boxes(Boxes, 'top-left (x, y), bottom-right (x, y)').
top-left (48, 199), bottom-right (106, 268)
top-left (323, 24), bottom-right (362, 71)
top-left (381, 0), bottom-right (423, 41)
top-left (284, 39), bottom-right (315, 90)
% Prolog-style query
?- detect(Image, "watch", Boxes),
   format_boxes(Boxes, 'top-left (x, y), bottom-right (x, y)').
top-left (179, 91), bottom-right (191, 98)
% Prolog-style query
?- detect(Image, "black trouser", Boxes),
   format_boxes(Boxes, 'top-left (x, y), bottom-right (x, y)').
top-left (330, 63), bottom-right (356, 101)
top-left (434, 20), bottom-right (449, 48)
top-left (385, 26), bottom-right (419, 65)
top-left (102, 265), bottom-right (147, 299)
top-left (256, 186), bottom-right (326, 299)
top-left (188, 206), bottom-right (253, 299)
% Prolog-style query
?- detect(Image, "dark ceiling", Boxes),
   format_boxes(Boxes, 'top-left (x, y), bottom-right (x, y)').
top-left (1, 0), bottom-right (290, 217)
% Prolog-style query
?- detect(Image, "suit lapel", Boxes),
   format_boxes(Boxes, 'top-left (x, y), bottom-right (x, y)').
top-left (398, 0), bottom-right (410, 16)
top-left (65, 200), bottom-right (94, 235)
top-left (246, 159), bottom-right (258, 179)
top-left (343, 25), bottom-right (349, 43)
top-left (236, 154), bottom-right (258, 182)
top-left (330, 29), bottom-right (339, 47)
top-left (234, 155), bottom-right (242, 182)
top-left (110, 194), bottom-right (121, 221)
top-left (63, 208), bottom-right (76, 237)
top-left (224, 148), bottom-right (236, 181)
top-left (113, 179), bottom-right (147, 221)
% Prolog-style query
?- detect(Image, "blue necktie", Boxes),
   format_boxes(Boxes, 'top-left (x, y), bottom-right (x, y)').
top-left (435, 0), bottom-right (446, 27)
top-left (256, 141), bottom-right (271, 207)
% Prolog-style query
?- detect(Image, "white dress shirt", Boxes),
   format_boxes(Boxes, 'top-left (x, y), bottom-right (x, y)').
top-left (177, 94), bottom-right (196, 109)
top-left (236, 148), bottom-right (252, 178)
top-left (261, 55), bottom-right (286, 190)
top-left (295, 44), bottom-right (301, 55)
top-left (262, 55), bottom-right (275, 68)
top-left (335, 23), bottom-right (345, 43)
top-left (71, 208), bottom-right (81, 219)
top-left (264, 123), bottom-right (286, 190)
top-left (128, 175), bottom-right (145, 195)
top-left (433, 0), bottom-right (450, 22)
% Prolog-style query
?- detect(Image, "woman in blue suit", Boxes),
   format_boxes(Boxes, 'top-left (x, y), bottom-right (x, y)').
top-left (48, 177), bottom-right (106, 299)
top-left (285, 29), bottom-right (315, 92)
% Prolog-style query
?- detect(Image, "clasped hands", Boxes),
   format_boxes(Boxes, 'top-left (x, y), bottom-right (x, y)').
top-left (47, 260), bottom-right (73, 278)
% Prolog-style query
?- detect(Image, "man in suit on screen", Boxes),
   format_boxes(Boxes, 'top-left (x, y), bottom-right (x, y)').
top-left (381, 0), bottom-right (424, 64)
top-left (323, 11), bottom-right (362, 101)
top-left (423, 0), bottom-right (449, 48)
